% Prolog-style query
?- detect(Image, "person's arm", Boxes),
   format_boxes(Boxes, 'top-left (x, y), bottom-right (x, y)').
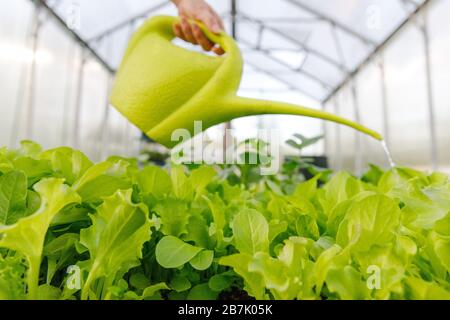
top-left (171, 0), bottom-right (225, 55)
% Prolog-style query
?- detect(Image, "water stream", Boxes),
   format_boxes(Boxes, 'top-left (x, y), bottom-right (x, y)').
top-left (381, 140), bottom-right (396, 169)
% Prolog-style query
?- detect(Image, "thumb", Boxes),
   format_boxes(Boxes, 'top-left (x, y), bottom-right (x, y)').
top-left (210, 20), bottom-right (223, 34)
top-left (203, 11), bottom-right (222, 34)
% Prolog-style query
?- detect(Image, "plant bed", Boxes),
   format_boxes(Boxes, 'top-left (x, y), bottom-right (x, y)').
top-left (0, 141), bottom-right (449, 300)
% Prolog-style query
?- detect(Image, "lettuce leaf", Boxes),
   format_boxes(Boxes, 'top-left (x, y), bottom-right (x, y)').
top-left (0, 171), bottom-right (28, 225)
top-left (79, 189), bottom-right (152, 300)
top-left (0, 178), bottom-right (80, 299)
top-left (231, 208), bottom-right (269, 255)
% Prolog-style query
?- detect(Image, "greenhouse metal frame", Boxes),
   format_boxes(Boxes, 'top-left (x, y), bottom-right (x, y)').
top-left (7, 0), bottom-right (443, 171)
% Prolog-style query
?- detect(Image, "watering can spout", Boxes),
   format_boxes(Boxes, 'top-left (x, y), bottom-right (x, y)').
top-left (110, 15), bottom-right (383, 148)
top-left (223, 96), bottom-right (383, 141)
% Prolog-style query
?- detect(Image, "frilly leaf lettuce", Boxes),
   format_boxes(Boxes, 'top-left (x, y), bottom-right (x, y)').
top-left (39, 147), bottom-right (93, 185)
top-left (79, 189), bottom-right (152, 299)
top-left (326, 265), bottom-right (371, 300)
top-left (134, 165), bottom-right (172, 197)
top-left (219, 253), bottom-right (267, 299)
top-left (0, 255), bottom-right (27, 300)
top-left (73, 161), bottom-right (132, 203)
top-left (153, 198), bottom-right (190, 237)
top-left (0, 178), bottom-right (80, 299)
top-left (0, 142), bottom-right (449, 300)
top-left (404, 276), bottom-right (450, 300)
top-left (44, 233), bottom-right (79, 283)
top-left (336, 195), bottom-right (401, 251)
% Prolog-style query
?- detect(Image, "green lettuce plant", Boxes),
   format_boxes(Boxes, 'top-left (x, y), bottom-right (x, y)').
top-left (0, 141), bottom-right (449, 300)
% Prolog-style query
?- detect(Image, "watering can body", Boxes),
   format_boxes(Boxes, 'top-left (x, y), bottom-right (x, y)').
top-left (110, 16), bottom-right (382, 147)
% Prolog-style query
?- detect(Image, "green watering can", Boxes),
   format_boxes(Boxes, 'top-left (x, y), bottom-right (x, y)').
top-left (110, 15), bottom-right (382, 147)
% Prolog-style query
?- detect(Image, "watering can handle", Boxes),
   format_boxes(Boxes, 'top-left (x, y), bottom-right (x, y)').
top-left (185, 19), bottom-right (225, 47)
top-left (147, 15), bottom-right (236, 54)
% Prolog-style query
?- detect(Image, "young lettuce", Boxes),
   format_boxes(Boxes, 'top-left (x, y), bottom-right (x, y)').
top-left (0, 178), bottom-right (80, 299)
top-left (0, 141), bottom-right (449, 300)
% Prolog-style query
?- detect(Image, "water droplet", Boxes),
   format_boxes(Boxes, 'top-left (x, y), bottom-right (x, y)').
top-left (381, 140), bottom-right (396, 169)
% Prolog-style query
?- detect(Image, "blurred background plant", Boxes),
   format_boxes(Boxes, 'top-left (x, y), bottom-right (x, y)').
top-left (139, 133), bottom-right (331, 195)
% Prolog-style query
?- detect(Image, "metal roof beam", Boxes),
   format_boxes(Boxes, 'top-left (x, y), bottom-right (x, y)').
top-left (247, 17), bottom-right (322, 24)
top-left (240, 14), bottom-right (346, 72)
top-left (265, 51), bottom-right (331, 88)
top-left (36, 0), bottom-right (115, 73)
top-left (240, 88), bottom-right (297, 93)
top-left (242, 47), bottom-right (306, 52)
top-left (245, 61), bottom-right (321, 101)
top-left (87, 0), bottom-right (171, 42)
top-left (239, 39), bottom-right (332, 89)
top-left (323, 0), bottom-right (432, 103)
top-left (284, 0), bottom-right (376, 46)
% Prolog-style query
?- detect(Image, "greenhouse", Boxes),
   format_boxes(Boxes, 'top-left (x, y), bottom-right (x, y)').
top-left (0, 0), bottom-right (449, 303)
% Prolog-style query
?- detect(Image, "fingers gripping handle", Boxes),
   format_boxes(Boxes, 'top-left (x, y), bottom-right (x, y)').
top-left (154, 15), bottom-right (232, 53)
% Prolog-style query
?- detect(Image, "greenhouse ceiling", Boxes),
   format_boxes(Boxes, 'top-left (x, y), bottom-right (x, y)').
top-left (39, 0), bottom-right (428, 102)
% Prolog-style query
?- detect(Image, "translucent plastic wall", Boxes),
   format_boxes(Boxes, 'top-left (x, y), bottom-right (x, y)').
top-left (428, 0), bottom-right (450, 174)
top-left (0, 0), bottom-right (325, 160)
top-left (0, 0), bottom-right (142, 161)
top-left (1, 0), bottom-right (448, 172)
top-left (325, 0), bottom-right (450, 174)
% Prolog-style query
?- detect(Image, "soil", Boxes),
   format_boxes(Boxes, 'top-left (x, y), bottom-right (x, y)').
top-left (219, 287), bottom-right (255, 301)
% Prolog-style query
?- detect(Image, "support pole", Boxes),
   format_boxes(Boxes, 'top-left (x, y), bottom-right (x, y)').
top-left (351, 81), bottom-right (363, 174)
top-left (223, 0), bottom-right (237, 156)
top-left (10, 4), bottom-right (41, 146)
top-left (321, 103), bottom-right (327, 156)
top-left (231, 0), bottom-right (237, 38)
top-left (378, 55), bottom-right (390, 147)
top-left (330, 23), bottom-right (348, 72)
top-left (420, 10), bottom-right (438, 170)
top-left (61, 41), bottom-right (76, 145)
top-left (98, 33), bottom-right (114, 160)
top-left (73, 50), bottom-right (86, 149)
top-left (99, 73), bottom-right (113, 160)
top-left (333, 96), bottom-right (342, 170)
top-left (24, 4), bottom-right (43, 140)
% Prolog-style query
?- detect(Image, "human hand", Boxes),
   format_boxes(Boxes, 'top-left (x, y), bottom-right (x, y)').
top-left (172, 0), bottom-right (225, 55)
